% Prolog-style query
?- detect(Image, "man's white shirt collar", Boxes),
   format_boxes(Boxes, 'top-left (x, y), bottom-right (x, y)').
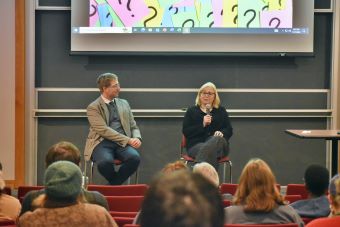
top-left (101, 95), bottom-right (115, 104)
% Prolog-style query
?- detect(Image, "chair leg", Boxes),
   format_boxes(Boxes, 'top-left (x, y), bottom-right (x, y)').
top-left (223, 162), bottom-right (227, 183)
top-left (90, 161), bottom-right (94, 184)
top-left (134, 168), bottom-right (139, 184)
top-left (228, 161), bottom-right (233, 183)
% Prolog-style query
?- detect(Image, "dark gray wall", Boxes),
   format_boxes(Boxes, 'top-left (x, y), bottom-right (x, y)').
top-left (35, 1), bottom-right (333, 185)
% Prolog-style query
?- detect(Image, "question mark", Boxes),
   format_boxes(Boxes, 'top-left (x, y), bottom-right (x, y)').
top-left (126, 0), bottom-right (134, 17)
top-left (169, 6), bottom-right (178, 14)
top-left (144, 6), bottom-right (157, 27)
top-left (262, 4), bottom-right (269, 11)
top-left (243, 9), bottom-right (256, 28)
top-left (232, 4), bottom-right (238, 25)
top-left (207, 11), bottom-right (214, 28)
top-left (269, 17), bottom-right (281, 28)
top-left (182, 19), bottom-right (195, 27)
top-left (90, 4), bottom-right (97, 17)
top-left (118, 0), bottom-right (134, 17)
top-left (279, 0), bottom-right (282, 7)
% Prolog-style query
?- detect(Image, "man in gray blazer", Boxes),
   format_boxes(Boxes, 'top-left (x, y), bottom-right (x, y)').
top-left (84, 73), bottom-right (141, 185)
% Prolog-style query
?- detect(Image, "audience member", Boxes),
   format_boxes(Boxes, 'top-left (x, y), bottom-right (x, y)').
top-left (193, 162), bottom-right (220, 187)
top-left (0, 162), bottom-right (21, 222)
top-left (19, 161), bottom-right (117, 227)
top-left (182, 82), bottom-right (233, 170)
top-left (224, 158), bottom-right (304, 227)
top-left (306, 174), bottom-right (340, 227)
top-left (20, 141), bottom-right (108, 216)
top-left (133, 161), bottom-right (189, 224)
top-left (161, 160), bottom-right (188, 174)
top-left (291, 164), bottom-right (330, 218)
top-left (140, 170), bottom-right (224, 227)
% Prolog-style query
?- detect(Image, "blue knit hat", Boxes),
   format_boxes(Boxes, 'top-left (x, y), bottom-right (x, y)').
top-left (44, 161), bottom-right (82, 201)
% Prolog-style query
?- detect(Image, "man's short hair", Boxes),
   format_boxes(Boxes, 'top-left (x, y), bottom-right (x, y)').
top-left (140, 170), bottom-right (224, 227)
top-left (96, 73), bottom-right (118, 93)
top-left (45, 141), bottom-right (81, 167)
top-left (304, 164), bottom-right (329, 197)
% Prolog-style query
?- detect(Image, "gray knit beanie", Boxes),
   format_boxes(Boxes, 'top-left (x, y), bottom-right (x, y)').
top-left (44, 160), bottom-right (82, 201)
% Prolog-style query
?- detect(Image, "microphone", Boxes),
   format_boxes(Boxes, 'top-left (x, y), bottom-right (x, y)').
top-left (205, 104), bottom-right (211, 115)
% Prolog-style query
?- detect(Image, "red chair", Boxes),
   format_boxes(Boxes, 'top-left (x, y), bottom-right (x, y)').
top-left (286, 184), bottom-right (308, 200)
top-left (224, 224), bottom-right (298, 227)
top-left (106, 196), bottom-right (144, 212)
top-left (301, 217), bottom-right (315, 225)
top-left (180, 135), bottom-right (233, 183)
top-left (3, 186), bottom-right (11, 195)
top-left (223, 200), bottom-right (232, 207)
top-left (17, 185), bottom-right (44, 203)
top-left (0, 219), bottom-right (15, 226)
top-left (284, 195), bottom-right (302, 204)
top-left (110, 211), bottom-right (138, 218)
top-left (220, 183), bottom-right (238, 195)
top-left (220, 184), bottom-right (281, 195)
top-left (87, 184), bottom-right (148, 196)
top-left (86, 159), bottom-right (139, 184)
top-left (113, 217), bottom-right (135, 227)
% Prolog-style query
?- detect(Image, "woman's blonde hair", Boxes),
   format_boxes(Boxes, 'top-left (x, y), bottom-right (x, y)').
top-left (193, 162), bottom-right (220, 187)
top-left (329, 174), bottom-right (340, 214)
top-left (195, 82), bottom-right (220, 109)
top-left (233, 158), bottom-right (284, 212)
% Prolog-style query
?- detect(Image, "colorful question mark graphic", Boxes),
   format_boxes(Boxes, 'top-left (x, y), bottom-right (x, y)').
top-left (269, 17), bottom-right (281, 28)
top-left (143, 6), bottom-right (157, 27)
top-left (207, 11), bottom-right (214, 27)
top-left (232, 4), bottom-right (238, 25)
top-left (243, 9), bottom-right (256, 28)
top-left (182, 19), bottom-right (195, 27)
top-left (169, 6), bottom-right (179, 14)
top-left (90, 4), bottom-right (97, 17)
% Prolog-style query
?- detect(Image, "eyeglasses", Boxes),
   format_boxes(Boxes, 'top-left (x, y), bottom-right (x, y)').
top-left (201, 92), bottom-right (215, 97)
top-left (108, 83), bottom-right (120, 89)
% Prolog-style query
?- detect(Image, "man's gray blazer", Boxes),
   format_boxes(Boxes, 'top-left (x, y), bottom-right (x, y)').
top-left (84, 97), bottom-right (141, 161)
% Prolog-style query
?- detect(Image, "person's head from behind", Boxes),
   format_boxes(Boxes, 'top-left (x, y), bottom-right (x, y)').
top-left (161, 161), bottom-right (188, 174)
top-left (304, 164), bottom-right (329, 197)
top-left (45, 141), bottom-right (81, 168)
top-left (195, 82), bottom-right (221, 109)
top-left (140, 170), bottom-right (224, 227)
top-left (96, 72), bottom-right (120, 100)
top-left (34, 161), bottom-right (82, 208)
top-left (234, 158), bottom-right (284, 212)
top-left (193, 162), bottom-right (220, 187)
top-left (329, 174), bottom-right (340, 215)
top-left (0, 161), bottom-right (4, 193)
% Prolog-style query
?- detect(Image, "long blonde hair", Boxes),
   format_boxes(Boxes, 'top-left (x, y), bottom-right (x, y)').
top-left (329, 175), bottom-right (340, 215)
top-left (233, 158), bottom-right (284, 212)
top-left (195, 82), bottom-right (221, 109)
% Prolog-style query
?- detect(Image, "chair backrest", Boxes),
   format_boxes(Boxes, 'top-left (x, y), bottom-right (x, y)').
top-left (0, 219), bottom-right (15, 226)
top-left (220, 184), bottom-right (281, 195)
top-left (113, 217), bottom-right (135, 227)
top-left (109, 211), bottom-right (138, 218)
top-left (224, 224), bottom-right (299, 227)
top-left (301, 217), bottom-right (316, 225)
top-left (106, 196), bottom-right (144, 212)
top-left (220, 183), bottom-right (238, 195)
top-left (87, 184), bottom-right (148, 196)
top-left (284, 194), bottom-right (302, 204)
top-left (3, 187), bottom-right (11, 195)
top-left (17, 186), bottom-right (44, 202)
top-left (286, 184), bottom-right (308, 199)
